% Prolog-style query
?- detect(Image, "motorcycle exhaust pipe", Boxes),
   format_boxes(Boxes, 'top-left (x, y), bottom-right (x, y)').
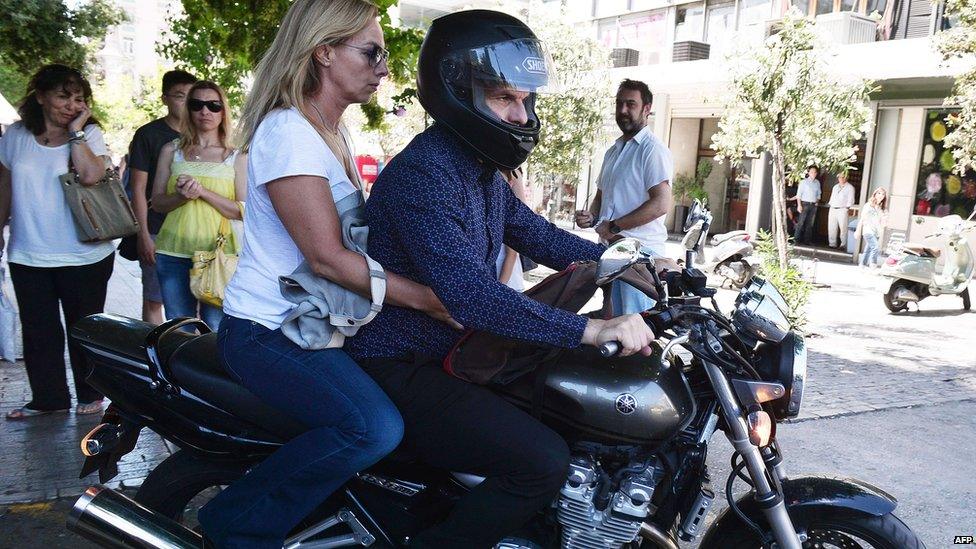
top-left (67, 485), bottom-right (202, 549)
top-left (640, 522), bottom-right (680, 549)
top-left (893, 287), bottom-right (920, 302)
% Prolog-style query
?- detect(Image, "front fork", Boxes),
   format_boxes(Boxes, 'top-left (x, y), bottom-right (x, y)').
top-left (702, 361), bottom-right (803, 549)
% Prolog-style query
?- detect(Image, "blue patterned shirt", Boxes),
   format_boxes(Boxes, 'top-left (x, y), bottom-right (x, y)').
top-left (346, 124), bottom-right (605, 361)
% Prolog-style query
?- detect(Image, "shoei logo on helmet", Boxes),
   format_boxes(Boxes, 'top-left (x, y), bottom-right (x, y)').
top-left (522, 57), bottom-right (546, 75)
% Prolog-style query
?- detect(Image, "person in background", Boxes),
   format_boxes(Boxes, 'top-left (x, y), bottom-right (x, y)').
top-left (856, 187), bottom-right (888, 268)
top-left (827, 172), bottom-right (856, 249)
top-left (126, 70), bottom-right (197, 324)
top-left (0, 64), bottom-right (115, 419)
top-left (497, 166), bottom-right (527, 291)
top-left (575, 79), bottom-right (673, 314)
top-left (793, 165), bottom-right (821, 245)
top-left (151, 80), bottom-right (245, 330)
top-left (784, 179), bottom-right (799, 235)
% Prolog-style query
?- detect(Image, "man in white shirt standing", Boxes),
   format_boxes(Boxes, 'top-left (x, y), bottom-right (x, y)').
top-left (793, 165), bottom-right (821, 245)
top-left (827, 172), bottom-right (856, 249)
top-left (576, 79), bottom-right (673, 314)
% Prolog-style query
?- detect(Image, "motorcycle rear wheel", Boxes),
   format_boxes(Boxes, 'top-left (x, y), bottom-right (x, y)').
top-left (883, 280), bottom-right (912, 313)
top-left (714, 508), bottom-right (924, 549)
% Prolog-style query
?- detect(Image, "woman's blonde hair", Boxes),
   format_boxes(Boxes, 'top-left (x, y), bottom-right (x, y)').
top-left (237, 0), bottom-right (377, 151)
top-left (180, 80), bottom-right (233, 151)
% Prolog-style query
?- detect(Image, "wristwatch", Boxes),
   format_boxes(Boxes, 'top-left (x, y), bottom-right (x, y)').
top-left (68, 129), bottom-right (86, 143)
top-left (609, 221), bottom-right (622, 235)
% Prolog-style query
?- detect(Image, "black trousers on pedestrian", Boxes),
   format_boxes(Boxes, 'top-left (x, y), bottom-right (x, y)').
top-left (793, 201), bottom-right (817, 244)
top-left (8, 253), bottom-right (114, 410)
top-left (359, 358), bottom-right (570, 549)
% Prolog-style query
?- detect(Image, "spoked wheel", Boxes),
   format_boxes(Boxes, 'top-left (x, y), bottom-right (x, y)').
top-left (883, 280), bottom-right (912, 313)
top-left (714, 508), bottom-right (925, 549)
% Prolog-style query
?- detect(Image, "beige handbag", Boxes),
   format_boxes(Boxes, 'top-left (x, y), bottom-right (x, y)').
top-left (190, 217), bottom-right (238, 308)
top-left (59, 158), bottom-right (139, 242)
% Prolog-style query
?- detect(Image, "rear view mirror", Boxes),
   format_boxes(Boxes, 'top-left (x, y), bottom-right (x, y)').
top-left (597, 238), bottom-right (643, 285)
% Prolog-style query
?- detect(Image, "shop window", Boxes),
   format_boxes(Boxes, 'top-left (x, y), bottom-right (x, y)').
top-left (914, 109), bottom-right (976, 218)
top-left (675, 4), bottom-right (705, 42)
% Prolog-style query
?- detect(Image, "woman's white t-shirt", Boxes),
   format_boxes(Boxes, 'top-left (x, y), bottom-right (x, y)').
top-left (0, 122), bottom-right (116, 267)
top-left (223, 107), bottom-right (358, 329)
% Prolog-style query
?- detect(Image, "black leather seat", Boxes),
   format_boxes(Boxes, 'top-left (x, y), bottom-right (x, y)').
top-left (168, 334), bottom-right (307, 440)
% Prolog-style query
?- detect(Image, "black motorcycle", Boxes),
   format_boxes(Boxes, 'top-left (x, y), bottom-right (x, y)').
top-left (67, 202), bottom-right (924, 549)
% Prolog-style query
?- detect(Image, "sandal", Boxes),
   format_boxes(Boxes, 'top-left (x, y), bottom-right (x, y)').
top-left (5, 406), bottom-right (69, 420)
top-left (76, 400), bottom-right (105, 415)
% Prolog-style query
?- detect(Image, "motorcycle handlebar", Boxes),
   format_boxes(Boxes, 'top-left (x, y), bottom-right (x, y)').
top-left (598, 309), bottom-right (680, 358)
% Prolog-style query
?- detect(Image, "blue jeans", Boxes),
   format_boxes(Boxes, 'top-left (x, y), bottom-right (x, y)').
top-left (609, 245), bottom-right (661, 315)
top-left (155, 253), bottom-right (223, 330)
top-left (198, 315), bottom-right (403, 548)
top-left (861, 233), bottom-right (880, 266)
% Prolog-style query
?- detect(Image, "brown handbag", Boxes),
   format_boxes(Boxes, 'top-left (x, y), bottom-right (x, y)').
top-left (442, 261), bottom-right (662, 386)
top-left (59, 158), bottom-right (139, 243)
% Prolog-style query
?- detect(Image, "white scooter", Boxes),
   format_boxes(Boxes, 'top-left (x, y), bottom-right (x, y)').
top-left (880, 211), bottom-right (975, 313)
top-left (680, 204), bottom-right (758, 288)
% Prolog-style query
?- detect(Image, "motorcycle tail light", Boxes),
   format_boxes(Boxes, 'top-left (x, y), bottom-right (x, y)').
top-left (743, 234), bottom-right (751, 242)
top-left (885, 257), bottom-right (898, 266)
top-left (747, 410), bottom-right (772, 447)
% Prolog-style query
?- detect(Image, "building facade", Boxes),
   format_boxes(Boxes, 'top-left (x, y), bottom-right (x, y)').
top-left (574, 0), bottom-right (974, 258)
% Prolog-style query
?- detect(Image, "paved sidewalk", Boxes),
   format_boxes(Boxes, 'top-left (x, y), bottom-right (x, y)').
top-left (0, 256), bottom-right (175, 505)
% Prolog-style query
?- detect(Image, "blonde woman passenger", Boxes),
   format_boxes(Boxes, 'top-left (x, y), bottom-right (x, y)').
top-left (197, 1), bottom-right (452, 547)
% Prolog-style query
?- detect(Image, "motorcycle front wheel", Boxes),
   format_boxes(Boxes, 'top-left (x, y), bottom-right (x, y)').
top-left (713, 508), bottom-right (925, 549)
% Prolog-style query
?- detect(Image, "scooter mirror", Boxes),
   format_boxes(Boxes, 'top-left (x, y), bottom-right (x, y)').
top-left (682, 221), bottom-right (704, 251)
top-left (597, 238), bottom-right (644, 285)
top-left (684, 200), bottom-right (705, 232)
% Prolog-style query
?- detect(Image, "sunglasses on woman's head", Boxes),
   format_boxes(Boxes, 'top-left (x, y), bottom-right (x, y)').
top-left (188, 98), bottom-right (223, 113)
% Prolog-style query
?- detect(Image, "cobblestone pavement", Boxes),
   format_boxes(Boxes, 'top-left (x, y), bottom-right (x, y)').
top-left (0, 244), bottom-right (973, 521)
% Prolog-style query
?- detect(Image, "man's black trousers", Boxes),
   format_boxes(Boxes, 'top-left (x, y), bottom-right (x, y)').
top-left (359, 357), bottom-right (570, 549)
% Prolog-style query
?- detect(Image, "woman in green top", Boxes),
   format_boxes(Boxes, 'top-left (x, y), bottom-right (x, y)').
top-left (151, 80), bottom-right (246, 329)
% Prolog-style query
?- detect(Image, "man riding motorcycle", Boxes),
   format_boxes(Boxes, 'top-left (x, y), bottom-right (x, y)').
top-left (345, 10), bottom-right (656, 548)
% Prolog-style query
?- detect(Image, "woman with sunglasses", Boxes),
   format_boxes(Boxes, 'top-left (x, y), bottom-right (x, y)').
top-left (195, 1), bottom-right (453, 547)
top-left (151, 80), bottom-right (246, 330)
top-left (0, 64), bottom-right (115, 419)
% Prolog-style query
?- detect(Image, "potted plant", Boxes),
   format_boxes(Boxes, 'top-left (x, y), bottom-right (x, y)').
top-left (671, 159), bottom-right (712, 232)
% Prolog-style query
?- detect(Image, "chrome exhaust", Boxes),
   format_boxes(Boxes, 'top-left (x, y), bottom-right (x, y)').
top-left (67, 485), bottom-right (202, 549)
top-left (639, 522), bottom-right (679, 549)
top-left (893, 287), bottom-right (920, 302)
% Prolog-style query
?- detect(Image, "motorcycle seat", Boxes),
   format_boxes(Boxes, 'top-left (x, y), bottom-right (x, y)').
top-left (168, 334), bottom-right (308, 440)
top-left (711, 230), bottom-right (749, 246)
top-left (901, 243), bottom-right (941, 258)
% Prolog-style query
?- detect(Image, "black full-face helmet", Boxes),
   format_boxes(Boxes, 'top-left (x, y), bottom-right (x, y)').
top-left (417, 10), bottom-right (558, 170)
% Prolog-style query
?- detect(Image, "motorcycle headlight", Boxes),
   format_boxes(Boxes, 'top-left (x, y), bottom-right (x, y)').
top-left (732, 291), bottom-right (790, 344)
top-left (755, 332), bottom-right (806, 420)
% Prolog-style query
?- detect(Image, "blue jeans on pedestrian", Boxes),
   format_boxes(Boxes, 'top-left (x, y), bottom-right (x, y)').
top-left (861, 233), bottom-right (880, 267)
top-left (609, 245), bottom-right (661, 315)
top-left (155, 253), bottom-right (223, 330)
top-left (197, 315), bottom-right (403, 548)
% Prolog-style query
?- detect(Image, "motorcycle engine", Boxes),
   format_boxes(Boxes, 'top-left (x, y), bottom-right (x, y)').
top-left (556, 455), bottom-right (659, 549)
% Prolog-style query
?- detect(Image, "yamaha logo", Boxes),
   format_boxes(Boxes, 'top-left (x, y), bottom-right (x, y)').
top-left (522, 56), bottom-right (546, 74)
top-left (615, 394), bottom-right (637, 415)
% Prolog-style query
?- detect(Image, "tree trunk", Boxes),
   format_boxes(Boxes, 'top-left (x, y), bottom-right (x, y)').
top-left (770, 138), bottom-right (790, 269)
top-left (549, 175), bottom-right (562, 223)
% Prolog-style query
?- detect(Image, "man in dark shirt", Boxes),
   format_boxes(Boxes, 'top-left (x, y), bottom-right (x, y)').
top-left (125, 70), bottom-right (196, 323)
top-left (347, 11), bottom-right (655, 548)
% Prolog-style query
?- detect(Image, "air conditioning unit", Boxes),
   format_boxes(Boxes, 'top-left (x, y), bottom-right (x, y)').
top-left (815, 12), bottom-right (878, 44)
top-left (672, 40), bottom-right (711, 62)
top-left (611, 48), bottom-right (640, 67)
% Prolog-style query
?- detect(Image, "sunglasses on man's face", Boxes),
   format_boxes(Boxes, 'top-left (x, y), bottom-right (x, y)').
top-left (338, 43), bottom-right (390, 68)
top-left (188, 98), bottom-right (223, 113)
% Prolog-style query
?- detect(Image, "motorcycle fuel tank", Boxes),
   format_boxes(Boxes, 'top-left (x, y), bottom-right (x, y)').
top-left (492, 345), bottom-right (695, 446)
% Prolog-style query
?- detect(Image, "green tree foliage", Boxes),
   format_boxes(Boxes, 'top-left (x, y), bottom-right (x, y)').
top-left (0, 0), bottom-right (123, 102)
top-left (711, 11), bottom-right (874, 268)
top-left (753, 229), bottom-right (813, 330)
top-left (937, 0), bottom-right (976, 175)
top-left (521, 1), bottom-right (610, 221)
top-left (91, 72), bottom-right (164, 160)
top-left (160, 0), bottom-right (423, 127)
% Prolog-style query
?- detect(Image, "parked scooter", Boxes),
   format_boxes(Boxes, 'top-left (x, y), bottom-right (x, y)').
top-left (880, 211), bottom-right (975, 312)
top-left (680, 206), bottom-right (757, 288)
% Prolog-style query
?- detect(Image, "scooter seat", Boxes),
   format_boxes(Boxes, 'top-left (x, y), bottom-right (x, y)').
top-left (901, 243), bottom-right (941, 258)
top-left (168, 334), bottom-right (308, 440)
top-left (711, 230), bottom-right (749, 246)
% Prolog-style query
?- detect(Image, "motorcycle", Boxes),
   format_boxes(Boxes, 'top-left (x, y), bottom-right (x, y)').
top-left (66, 201), bottom-right (923, 549)
top-left (880, 210), bottom-right (975, 313)
top-left (680, 207), bottom-right (757, 289)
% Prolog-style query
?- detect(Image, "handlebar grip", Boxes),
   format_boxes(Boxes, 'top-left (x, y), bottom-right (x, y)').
top-left (599, 341), bottom-right (621, 358)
